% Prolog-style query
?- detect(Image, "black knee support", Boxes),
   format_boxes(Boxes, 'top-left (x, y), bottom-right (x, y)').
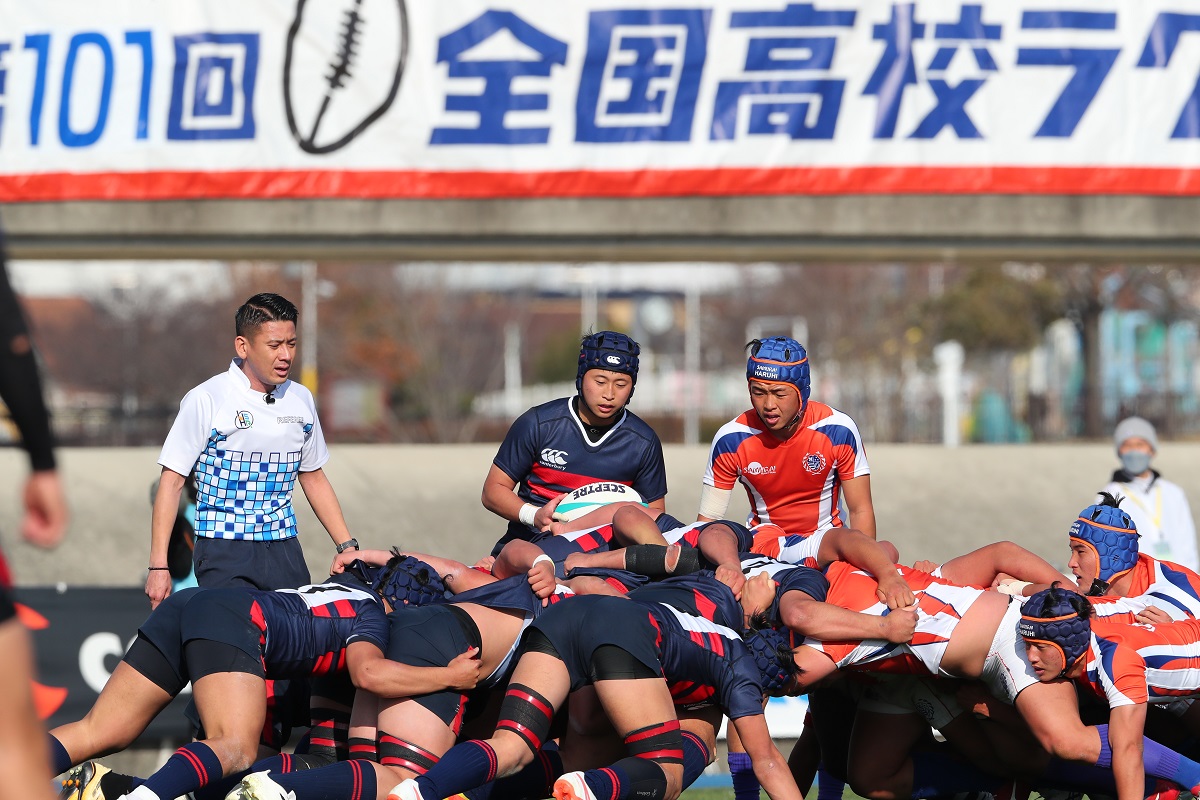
top-left (379, 734), bottom-right (439, 776)
top-left (624, 545), bottom-right (673, 577)
top-left (306, 706), bottom-right (351, 760)
top-left (497, 683), bottom-right (556, 754)
top-left (625, 720), bottom-right (683, 765)
top-left (610, 757), bottom-right (670, 800)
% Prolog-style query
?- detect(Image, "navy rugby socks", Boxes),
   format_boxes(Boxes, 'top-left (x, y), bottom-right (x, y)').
top-left (909, 752), bottom-right (1000, 798)
top-left (463, 743), bottom-right (563, 800)
top-left (578, 757), bottom-right (669, 800)
top-left (269, 759), bottom-right (378, 800)
top-left (680, 731), bottom-right (712, 789)
top-left (414, 740), bottom-right (499, 800)
top-left (139, 742), bottom-right (223, 800)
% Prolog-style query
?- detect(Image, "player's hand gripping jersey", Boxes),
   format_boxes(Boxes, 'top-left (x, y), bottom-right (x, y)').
top-left (705, 401), bottom-right (868, 536)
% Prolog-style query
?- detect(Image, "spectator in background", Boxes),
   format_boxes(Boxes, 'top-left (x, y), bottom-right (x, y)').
top-left (0, 250), bottom-right (69, 800)
top-left (1101, 416), bottom-right (1198, 571)
top-left (145, 293), bottom-right (358, 609)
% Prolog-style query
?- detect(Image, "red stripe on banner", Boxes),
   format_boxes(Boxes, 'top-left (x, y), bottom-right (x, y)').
top-left (11, 165), bottom-right (1200, 201)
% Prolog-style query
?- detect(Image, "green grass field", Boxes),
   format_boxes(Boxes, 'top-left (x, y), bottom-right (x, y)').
top-left (682, 787), bottom-right (866, 800)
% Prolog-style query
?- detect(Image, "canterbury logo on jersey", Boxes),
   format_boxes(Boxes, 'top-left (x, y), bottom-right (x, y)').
top-left (541, 448), bottom-right (568, 466)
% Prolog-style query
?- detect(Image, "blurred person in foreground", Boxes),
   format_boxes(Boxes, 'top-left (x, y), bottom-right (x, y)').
top-left (1101, 416), bottom-right (1198, 571)
top-left (0, 244), bottom-right (69, 800)
top-left (146, 293), bottom-right (358, 609)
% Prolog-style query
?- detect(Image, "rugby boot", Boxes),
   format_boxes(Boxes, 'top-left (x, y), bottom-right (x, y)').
top-left (552, 772), bottom-right (598, 800)
top-left (59, 762), bottom-right (111, 800)
top-left (387, 779), bottom-right (427, 800)
top-left (226, 771), bottom-right (295, 800)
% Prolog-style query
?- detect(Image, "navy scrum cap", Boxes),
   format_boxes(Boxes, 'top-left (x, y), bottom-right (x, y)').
top-left (577, 331), bottom-right (640, 392)
top-left (747, 337), bottom-right (811, 408)
top-left (370, 554), bottom-right (446, 609)
top-left (746, 627), bottom-right (797, 697)
top-left (1019, 586), bottom-right (1092, 678)
top-left (1070, 501), bottom-right (1139, 584)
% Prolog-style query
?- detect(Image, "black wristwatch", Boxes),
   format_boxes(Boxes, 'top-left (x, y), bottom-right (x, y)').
top-left (336, 538), bottom-right (360, 554)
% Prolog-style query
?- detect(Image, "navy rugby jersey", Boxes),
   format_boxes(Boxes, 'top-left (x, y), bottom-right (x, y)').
top-left (252, 575), bottom-right (389, 677)
top-left (629, 573), bottom-right (745, 630)
top-left (738, 553), bottom-right (829, 627)
top-left (492, 397), bottom-right (667, 545)
top-left (634, 591), bottom-right (770, 719)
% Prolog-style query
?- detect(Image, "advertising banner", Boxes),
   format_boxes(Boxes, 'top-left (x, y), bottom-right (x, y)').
top-left (15, 588), bottom-right (193, 740)
top-left (3, 1), bottom-right (1200, 200)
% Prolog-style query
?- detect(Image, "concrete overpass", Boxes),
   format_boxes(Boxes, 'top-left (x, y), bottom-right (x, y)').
top-left (7, 195), bottom-right (1200, 263)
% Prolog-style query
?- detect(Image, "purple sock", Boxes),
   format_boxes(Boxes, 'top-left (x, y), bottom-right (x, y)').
top-left (48, 735), bottom-right (71, 775)
top-left (729, 752), bottom-right (759, 800)
top-left (816, 767), bottom-right (845, 800)
top-left (1143, 736), bottom-right (1200, 790)
top-left (415, 741), bottom-right (498, 800)
top-left (680, 731), bottom-right (712, 789)
top-left (1096, 723), bottom-right (1200, 790)
top-left (143, 742), bottom-right (223, 800)
top-left (1042, 756), bottom-right (1156, 795)
top-left (910, 752), bottom-right (999, 798)
top-left (273, 759), bottom-right (378, 800)
top-left (1095, 724), bottom-right (1114, 768)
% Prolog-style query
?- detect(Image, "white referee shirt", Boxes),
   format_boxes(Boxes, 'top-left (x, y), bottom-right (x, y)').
top-left (158, 359), bottom-right (330, 541)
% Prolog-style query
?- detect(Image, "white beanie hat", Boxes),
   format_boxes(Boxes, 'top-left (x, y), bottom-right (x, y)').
top-left (1114, 416), bottom-right (1158, 454)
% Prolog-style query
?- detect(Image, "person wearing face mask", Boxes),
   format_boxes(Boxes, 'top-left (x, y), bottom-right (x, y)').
top-left (1099, 416), bottom-right (1198, 571)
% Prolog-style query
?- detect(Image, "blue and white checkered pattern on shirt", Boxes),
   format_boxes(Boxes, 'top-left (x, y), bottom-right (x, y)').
top-left (194, 428), bottom-right (301, 540)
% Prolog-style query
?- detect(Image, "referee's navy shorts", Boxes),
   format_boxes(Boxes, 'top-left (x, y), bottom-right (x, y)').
top-left (527, 595), bottom-right (661, 692)
top-left (194, 535), bottom-right (310, 591)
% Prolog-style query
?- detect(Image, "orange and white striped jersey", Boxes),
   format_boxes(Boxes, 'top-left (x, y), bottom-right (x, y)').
top-left (704, 401), bottom-right (869, 538)
top-left (801, 561), bottom-right (985, 676)
top-left (1081, 617), bottom-right (1200, 708)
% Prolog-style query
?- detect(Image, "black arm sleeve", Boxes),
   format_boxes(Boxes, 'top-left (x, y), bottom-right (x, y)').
top-left (0, 263), bottom-right (56, 471)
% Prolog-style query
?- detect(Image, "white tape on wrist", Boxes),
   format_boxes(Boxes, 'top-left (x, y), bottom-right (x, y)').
top-left (532, 554), bottom-right (554, 569)
top-left (518, 503), bottom-right (538, 528)
top-left (997, 580), bottom-right (1032, 597)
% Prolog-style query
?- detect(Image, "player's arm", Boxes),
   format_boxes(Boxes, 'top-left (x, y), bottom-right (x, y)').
top-left (491, 540), bottom-right (556, 601)
top-left (1109, 703), bottom-right (1148, 800)
top-left (840, 475), bottom-right (876, 538)
top-left (730, 714), bottom-right (803, 800)
top-left (0, 266), bottom-right (67, 550)
top-left (147, 467), bottom-right (187, 609)
top-left (815, 528), bottom-right (913, 609)
top-left (346, 641), bottom-right (481, 698)
top-left (697, 522), bottom-right (747, 598)
top-left (937, 541), bottom-right (1077, 595)
top-left (780, 592), bottom-right (917, 644)
top-left (297, 467), bottom-right (356, 551)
